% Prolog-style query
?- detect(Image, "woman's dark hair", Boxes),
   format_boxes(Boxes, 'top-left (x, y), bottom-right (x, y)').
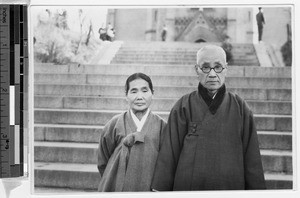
top-left (125, 73), bottom-right (154, 95)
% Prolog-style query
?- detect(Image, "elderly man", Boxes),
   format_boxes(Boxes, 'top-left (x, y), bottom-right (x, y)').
top-left (151, 45), bottom-right (266, 191)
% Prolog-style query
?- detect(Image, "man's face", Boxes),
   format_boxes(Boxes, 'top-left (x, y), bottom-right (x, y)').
top-left (195, 46), bottom-right (228, 94)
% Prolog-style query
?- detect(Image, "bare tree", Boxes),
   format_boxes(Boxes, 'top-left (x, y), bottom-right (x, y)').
top-left (85, 20), bottom-right (94, 46)
top-left (75, 9), bottom-right (86, 54)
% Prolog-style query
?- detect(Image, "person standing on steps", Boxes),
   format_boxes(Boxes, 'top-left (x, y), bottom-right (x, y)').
top-left (256, 7), bottom-right (266, 43)
top-left (98, 24), bottom-right (107, 41)
top-left (161, 24), bottom-right (167, 41)
top-left (106, 22), bottom-right (115, 41)
top-left (97, 73), bottom-right (166, 192)
top-left (151, 45), bottom-right (266, 191)
top-left (221, 35), bottom-right (233, 65)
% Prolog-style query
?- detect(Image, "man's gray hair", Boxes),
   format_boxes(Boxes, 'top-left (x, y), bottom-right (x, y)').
top-left (196, 45), bottom-right (227, 63)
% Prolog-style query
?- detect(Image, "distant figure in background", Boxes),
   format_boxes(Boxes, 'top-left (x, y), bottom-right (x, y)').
top-left (256, 7), bottom-right (265, 42)
top-left (98, 24), bottom-right (107, 41)
top-left (221, 35), bottom-right (233, 65)
top-left (106, 23), bottom-right (115, 41)
top-left (161, 24), bottom-right (167, 41)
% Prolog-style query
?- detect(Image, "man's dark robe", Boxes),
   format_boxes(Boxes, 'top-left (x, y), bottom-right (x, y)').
top-left (97, 110), bottom-right (166, 192)
top-left (151, 84), bottom-right (266, 191)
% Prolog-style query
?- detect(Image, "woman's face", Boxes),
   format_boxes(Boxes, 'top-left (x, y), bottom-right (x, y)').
top-left (126, 78), bottom-right (153, 113)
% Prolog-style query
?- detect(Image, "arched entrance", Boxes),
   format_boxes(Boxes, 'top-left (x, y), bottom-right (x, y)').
top-left (195, 39), bottom-right (206, 43)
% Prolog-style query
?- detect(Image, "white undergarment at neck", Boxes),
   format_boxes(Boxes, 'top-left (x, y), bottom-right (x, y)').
top-left (130, 108), bottom-right (150, 132)
top-left (212, 92), bottom-right (217, 99)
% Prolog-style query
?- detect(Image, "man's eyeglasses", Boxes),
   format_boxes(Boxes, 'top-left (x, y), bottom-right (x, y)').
top-left (195, 64), bottom-right (225, 74)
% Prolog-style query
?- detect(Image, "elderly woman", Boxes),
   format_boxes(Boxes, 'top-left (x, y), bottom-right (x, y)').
top-left (97, 73), bottom-right (166, 192)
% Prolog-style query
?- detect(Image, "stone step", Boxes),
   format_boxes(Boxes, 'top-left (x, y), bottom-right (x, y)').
top-left (264, 172), bottom-right (293, 189)
top-left (34, 73), bottom-right (291, 89)
top-left (111, 59), bottom-right (259, 66)
top-left (111, 58), bottom-right (259, 65)
top-left (34, 63), bottom-right (291, 78)
top-left (35, 187), bottom-right (89, 193)
top-left (34, 84), bottom-right (292, 101)
top-left (112, 56), bottom-right (257, 64)
top-left (230, 61), bottom-right (260, 66)
top-left (114, 53), bottom-right (198, 58)
top-left (114, 51), bottom-right (255, 57)
top-left (116, 48), bottom-right (255, 54)
top-left (118, 47), bottom-right (205, 51)
top-left (34, 162), bottom-right (100, 190)
top-left (34, 124), bottom-right (103, 143)
top-left (34, 142), bottom-right (98, 164)
top-left (258, 131), bottom-right (292, 150)
top-left (260, 149), bottom-right (292, 174)
top-left (111, 60), bottom-right (257, 65)
top-left (115, 52), bottom-right (257, 60)
top-left (34, 96), bottom-right (292, 115)
top-left (34, 142), bottom-right (292, 174)
top-left (34, 162), bottom-right (292, 190)
top-left (114, 51), bottom-right (256, 57)
top-left (117, 47), bottom-right (255, 53)
top-left (34, 124), bottom-right (292, 150)
top-left (108, 60), bottom-right (191, 65)
top-left (118, 40), bottom-right (254, 48)
top-left (112, 55), bottom-right (257, 62)
top-left (34, 63), bottom-right (292, 78)
top-left (34, 109), bottom-right (292, 131)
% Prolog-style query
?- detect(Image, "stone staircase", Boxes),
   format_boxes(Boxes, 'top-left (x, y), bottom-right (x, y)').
top-left (34, 41), bottom-right (292, 192)
top-left (111, 42), bottom-right (259, 66)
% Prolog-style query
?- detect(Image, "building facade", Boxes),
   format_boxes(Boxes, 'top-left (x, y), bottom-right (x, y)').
top-left (107, 7), bottom-right (291, 47)
top-left (106, 6), bottom-right (291, 66)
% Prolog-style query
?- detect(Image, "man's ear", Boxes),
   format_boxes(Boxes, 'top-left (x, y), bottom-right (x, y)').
top-left (224, 63), bottom-right (228, 75)
top-left (195, 65), bottom-right (200, 75)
